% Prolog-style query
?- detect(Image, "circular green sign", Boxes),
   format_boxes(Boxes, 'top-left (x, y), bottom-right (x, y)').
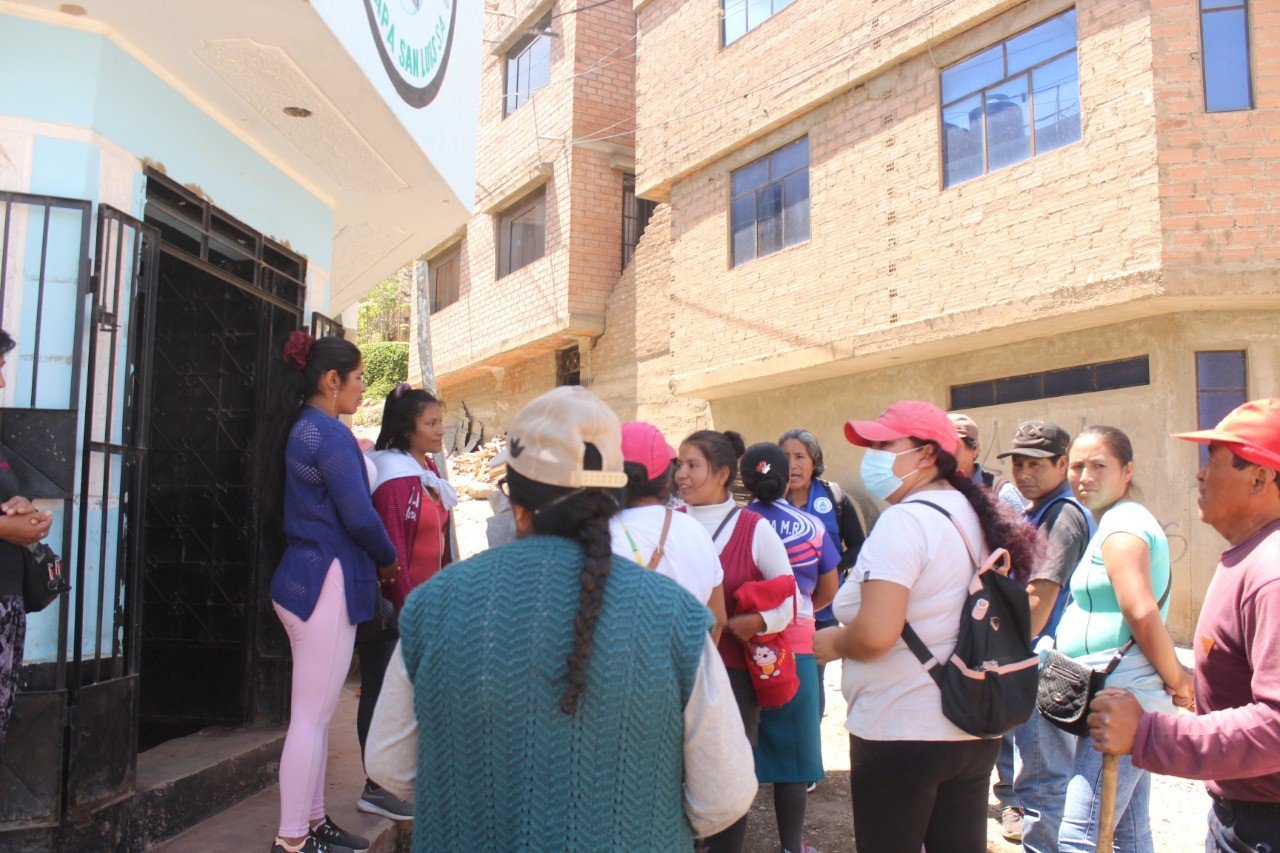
top-left (363, 0), bottom-right (458, 108)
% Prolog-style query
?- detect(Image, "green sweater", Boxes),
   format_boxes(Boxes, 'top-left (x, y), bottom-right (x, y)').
top-left (398, 535), bottom-right (711, 851)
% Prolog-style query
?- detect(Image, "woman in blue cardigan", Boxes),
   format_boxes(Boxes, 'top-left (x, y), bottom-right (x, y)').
top-left (257, 331), bottom-right (398, 853)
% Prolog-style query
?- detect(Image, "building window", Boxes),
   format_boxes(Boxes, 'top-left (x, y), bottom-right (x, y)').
top-left (556, 345), bottom-right (581, 386)
top-left (949, 356), bottom-right (1150, 409)
top-left (730, 136), bottom-right (810, 267)
top-left (1201, 1), bottom-right (1253, 112)
top-left (1195, 350), bottom-right (1247, 463)
top-left (430, 244), bottom-right (461, 312)
top-left (498, 189), bottom-right (546, 278)
top-left (941, 9), bottom-right (1081, 187)
top-left (722, 0), bottom-right (794, 46)
top-left (505, 14), bottom-right (553, 116)
top-left (622, 175), bottom-right (656, 270)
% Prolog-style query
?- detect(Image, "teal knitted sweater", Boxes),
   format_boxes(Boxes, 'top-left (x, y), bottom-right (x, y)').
top-left (398, 535), bottom-right (711, 852)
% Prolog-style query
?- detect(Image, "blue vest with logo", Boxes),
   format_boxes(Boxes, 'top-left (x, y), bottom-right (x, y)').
top-left (398, 535), bottom-right (710, 851)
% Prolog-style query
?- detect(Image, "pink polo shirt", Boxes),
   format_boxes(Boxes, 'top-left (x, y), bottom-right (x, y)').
top-left (1132, 519), bottom-right (1280, 802)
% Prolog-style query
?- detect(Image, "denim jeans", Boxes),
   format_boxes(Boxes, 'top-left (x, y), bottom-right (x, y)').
top-left (1015, 710), bottom-right (1077, 853)
top-left (994, 732), bottom-right (1020, 808)
top-left (1059, 735), bottom-right (1154, 852)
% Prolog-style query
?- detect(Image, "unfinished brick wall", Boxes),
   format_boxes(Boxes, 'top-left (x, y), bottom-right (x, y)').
top-left (637, 0), bottom-right (1164, 398)
top-left (1150, 0), bottom-right (1280, 272)
top-left (425, 0), bottom-right (639, 385)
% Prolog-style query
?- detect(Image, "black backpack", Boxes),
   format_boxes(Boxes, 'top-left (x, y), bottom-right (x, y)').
top-left (899, 501), bottom-right (1038, 738)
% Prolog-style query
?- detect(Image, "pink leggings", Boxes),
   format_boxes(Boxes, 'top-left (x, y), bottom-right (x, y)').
top-left (273, 560), bottom-right (356, 838)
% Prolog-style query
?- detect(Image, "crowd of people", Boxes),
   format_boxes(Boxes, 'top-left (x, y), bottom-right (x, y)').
top-left (243, 331), bottom-right (1279, 853)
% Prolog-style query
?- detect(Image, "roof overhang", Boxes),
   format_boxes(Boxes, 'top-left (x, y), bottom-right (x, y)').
top-left (4, 0), bottom-right (480, 311)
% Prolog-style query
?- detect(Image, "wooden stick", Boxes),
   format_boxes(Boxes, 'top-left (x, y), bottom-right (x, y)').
top-left (1097, 752), bottom-right (1120, 851)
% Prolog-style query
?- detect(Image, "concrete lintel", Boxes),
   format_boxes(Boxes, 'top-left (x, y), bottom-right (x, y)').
top-left (488, 0), bottom-right (557, 57)
top-left (478, 162), bottom-right (554, 215)
top-left (435, 311), bottom-right (606, 380)
top-left (673, 274), bottom-right (1280, 401)
top-left (423, 226), bottom-right (467, 261)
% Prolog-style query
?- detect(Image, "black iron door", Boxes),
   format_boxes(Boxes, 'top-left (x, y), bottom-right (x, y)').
top-left (138, 253), bottom-right (262, 745)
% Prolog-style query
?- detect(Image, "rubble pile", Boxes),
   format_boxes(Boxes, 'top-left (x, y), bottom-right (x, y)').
top-left (446, 437), bottom-right (506, 501)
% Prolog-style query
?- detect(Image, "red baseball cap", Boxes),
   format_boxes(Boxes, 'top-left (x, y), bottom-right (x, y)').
top-left (620, 421), bottom-right (677, 480)
top-left (1171, 398), bottom-right (1280, 469)
top-left (845, 400), bottom-right (959, 456)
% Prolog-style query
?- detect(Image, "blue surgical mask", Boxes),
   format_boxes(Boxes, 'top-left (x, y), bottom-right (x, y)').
top-left (860, 446), bottom-right (925, 501)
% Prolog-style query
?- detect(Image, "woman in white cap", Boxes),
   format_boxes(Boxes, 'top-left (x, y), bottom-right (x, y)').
top-left (363, 386), bottom-right (756, 851)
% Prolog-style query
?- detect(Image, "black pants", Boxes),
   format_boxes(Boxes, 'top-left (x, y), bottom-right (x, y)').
top-left (849, 735), bottom-right (1000, 853)
top-left (356, 637), bottom-right (397, 762)
top-left (1208, 798), bottom-right (1280, 852)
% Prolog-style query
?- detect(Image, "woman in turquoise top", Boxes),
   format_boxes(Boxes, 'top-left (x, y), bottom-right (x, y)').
top-left (1055, 426), bottom-right (1193, 853)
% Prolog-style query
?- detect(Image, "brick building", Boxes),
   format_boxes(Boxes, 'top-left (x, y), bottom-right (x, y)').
top-left (416, 0), bottom-right (1277, 642)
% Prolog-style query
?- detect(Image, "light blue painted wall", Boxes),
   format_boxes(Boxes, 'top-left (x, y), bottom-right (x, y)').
top-left (0, 14), bottom-right (335, 268)
top-left (0, 14), bottom-right (339, 664)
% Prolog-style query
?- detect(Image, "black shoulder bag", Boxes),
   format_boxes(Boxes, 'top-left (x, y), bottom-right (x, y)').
top-left (23, 542), bottom-right (69, 613)
top-left (1036, 575), bottom-right (1172, 736)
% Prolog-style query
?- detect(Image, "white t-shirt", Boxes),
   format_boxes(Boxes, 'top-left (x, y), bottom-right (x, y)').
top-left (610, 506), bottom-right (723, 605)
top-left (832, 488), bottom-right (983, 741)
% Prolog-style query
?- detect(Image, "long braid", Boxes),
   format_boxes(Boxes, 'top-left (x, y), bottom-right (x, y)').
top-left (506, 467), bottom-right (622, 716)
top-left (560, 502), bottom-right (616, 715)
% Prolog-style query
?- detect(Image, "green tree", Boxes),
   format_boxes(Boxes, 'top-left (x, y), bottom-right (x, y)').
top-left (356, 266), bottom-right (412, 345)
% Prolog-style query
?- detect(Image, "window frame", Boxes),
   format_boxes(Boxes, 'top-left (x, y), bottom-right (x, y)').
top-left (948, 356), bottom-right (1151, 410)
top-left (729, 136), bottom-right (811, 268)
top-left (721, 0), bottom-right (795, 47)
top-left (939, 8), bottom-right (1082, 188)
top-left (621, 174), bottom-right (656, 271)
top-left (504, 13), bottom-right (553, 117)
top-left (429, 242), bottom-right (462, 313)
top-left (1199, 0), bottom-right (1254, 113)
top-left (1194, 349), bottom-right (1248, 464)
top-left (497, 188), bottom-right (547, 279)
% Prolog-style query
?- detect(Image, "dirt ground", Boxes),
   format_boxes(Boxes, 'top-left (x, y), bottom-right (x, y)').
top-left (451, 498), bottom-right (1210, 853)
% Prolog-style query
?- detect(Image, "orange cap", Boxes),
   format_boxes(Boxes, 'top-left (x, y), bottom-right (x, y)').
top-left (1172, 398), bottom-right (1280, 469)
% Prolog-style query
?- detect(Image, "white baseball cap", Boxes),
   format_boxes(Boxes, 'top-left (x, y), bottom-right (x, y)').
top-left (490, 386), bottom-right (628, 489)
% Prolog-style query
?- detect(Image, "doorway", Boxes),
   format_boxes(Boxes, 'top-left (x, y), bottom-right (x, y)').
top-left (138, 173), bottom-right (305, 749)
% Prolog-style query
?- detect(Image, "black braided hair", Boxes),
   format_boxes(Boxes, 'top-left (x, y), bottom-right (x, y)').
top-left (914, 439), bottom-right (1042, 585)
top-left (504, 461), bottom-right (623, 715)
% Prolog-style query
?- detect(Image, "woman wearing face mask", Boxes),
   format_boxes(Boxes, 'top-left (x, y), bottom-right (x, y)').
top-left (676, 430), bottom-right (794, 853)
top-left (256, 332), bottom-right (399, 853)
top-left (813, 401), bottom-right (1039, 853)
top-left (1054, 427), bottom-right (1188, 853)
top-left (742, 443), bottom-right (839, 853)
top-left (355, 383), bottom-right (456, 821)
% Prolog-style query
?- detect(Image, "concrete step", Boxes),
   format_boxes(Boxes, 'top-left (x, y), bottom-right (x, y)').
top-left (151, 684), bottom-right (410, 852)
top-left (134, 717), bottom-right (286, 846)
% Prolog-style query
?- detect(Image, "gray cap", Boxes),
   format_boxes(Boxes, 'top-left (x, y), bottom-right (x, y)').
top-left (997, 421), bottom-right (1071, 459)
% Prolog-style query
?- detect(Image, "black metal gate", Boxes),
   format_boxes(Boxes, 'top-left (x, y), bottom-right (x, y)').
top-left (0, 191), bottom-right (92, 829)
top-left (65, 205), bottom-right (160, 819)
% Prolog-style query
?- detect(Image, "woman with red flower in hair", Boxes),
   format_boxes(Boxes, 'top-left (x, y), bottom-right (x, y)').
top-left (255, 331), bottom-right (398, 853)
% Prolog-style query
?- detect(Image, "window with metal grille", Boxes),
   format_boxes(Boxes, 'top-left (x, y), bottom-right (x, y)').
top-left (556, 345), bottom-right (581, 386)
top-left (1195, 351), bottom-right (1247, 464)
top-left (730, 136), bottom-right (810, 267)
top-left (498, 189), bottom-right (546, 278)
top-left (941, 9), bottom-right (1081, 187)
top-left (949, 356), bottom-right (1150, 410)
top-left (430, 243), bottom-right (462, 311)
top-left (1200, 1), bottom-right (1253, 112)
top-left (505, 14), bottom-right (553, 116)
top-left (722, 0), bottom-right (794, 46)
top-left (622, 175), bottom-right (656, 270)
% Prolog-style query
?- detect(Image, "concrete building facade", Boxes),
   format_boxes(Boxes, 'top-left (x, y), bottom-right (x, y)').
top-left (416, 0), bottom-right (1278, 643)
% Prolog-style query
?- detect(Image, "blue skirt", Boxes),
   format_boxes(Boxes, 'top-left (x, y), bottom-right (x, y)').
top-left (753, 653), bottom-right (825, 784)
